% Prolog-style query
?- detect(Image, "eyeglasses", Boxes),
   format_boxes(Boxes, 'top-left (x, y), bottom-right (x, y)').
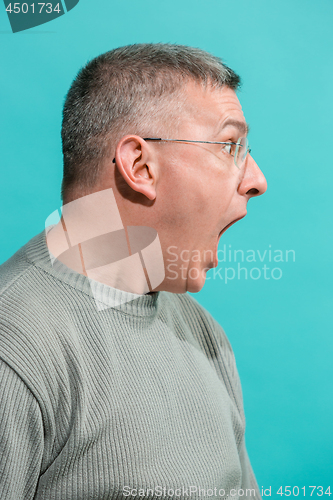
top-left (112, 136), bottom-right (251, 169)
top-left (143, 137), bottom-right (251, 169)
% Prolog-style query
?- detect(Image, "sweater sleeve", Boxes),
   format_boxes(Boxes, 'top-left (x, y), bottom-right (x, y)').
top-left (0, 359), bottom-right (44, 500)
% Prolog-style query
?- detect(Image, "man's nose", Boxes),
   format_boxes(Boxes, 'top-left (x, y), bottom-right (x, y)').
top-left (237, 154), bottom-right (267, 198)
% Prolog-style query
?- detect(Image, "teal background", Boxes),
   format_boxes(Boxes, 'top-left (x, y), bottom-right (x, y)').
top-left (1, 0), bottom-right (332, 495)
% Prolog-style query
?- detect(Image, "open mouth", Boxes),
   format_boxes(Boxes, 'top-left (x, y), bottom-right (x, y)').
top-left (218, 215), bottom-right (246, 238)
top-left (210, 214), bottom-right (246, 269)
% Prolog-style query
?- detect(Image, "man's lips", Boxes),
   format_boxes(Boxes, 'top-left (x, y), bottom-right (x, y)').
top-left (208, 214), bottom-right (246, 269)
top-left (218, 214), bottom-right (246, 238)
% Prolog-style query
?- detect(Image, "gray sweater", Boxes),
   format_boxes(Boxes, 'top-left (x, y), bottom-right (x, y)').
top-left (0, 231), bottom-right (261, 500)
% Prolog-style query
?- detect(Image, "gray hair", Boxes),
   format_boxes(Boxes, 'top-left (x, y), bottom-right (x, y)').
top-left (61, 43), bottom-right (241, 201)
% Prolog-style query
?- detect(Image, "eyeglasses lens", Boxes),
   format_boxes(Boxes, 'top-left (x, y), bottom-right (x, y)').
top-left (235, 137), bottom-right (248, 168)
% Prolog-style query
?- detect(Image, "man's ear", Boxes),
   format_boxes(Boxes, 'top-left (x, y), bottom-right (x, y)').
top-left (113, 135), bottom-right (158, 201)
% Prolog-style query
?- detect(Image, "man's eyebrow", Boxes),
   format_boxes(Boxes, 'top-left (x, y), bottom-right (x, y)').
top-left (219, 119), bottom-right (250, 136)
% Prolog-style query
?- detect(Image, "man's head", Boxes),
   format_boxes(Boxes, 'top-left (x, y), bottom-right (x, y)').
top-left (60, 43), bottom-right (267, 294)
top-left (61, 43), bottom-right (240, 201)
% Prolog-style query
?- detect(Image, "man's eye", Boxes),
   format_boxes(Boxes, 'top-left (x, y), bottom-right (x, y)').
top-left (221, 143), bottom-right (236, 155)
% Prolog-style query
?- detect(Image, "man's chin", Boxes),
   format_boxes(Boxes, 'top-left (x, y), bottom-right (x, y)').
top-left (185, 267), bottom-right (208, 293)
top-left (186, 281), bottom-right (205, 294)
top-left (153, 264), bottom-right (208, 294)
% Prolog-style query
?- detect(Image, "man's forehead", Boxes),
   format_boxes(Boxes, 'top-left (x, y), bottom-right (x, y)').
top-left (182, 82), bottom-right (247, 135)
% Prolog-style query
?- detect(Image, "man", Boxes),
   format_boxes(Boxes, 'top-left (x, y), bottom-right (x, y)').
top-left (0, 44), bottom-right (267, 499)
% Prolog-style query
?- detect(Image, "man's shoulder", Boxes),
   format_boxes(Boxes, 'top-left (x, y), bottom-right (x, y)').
top-left (0, 237), bottom-right (35, 299)
top-left (0, 231), bottom-right (63, 314)
top-left (0, 231), bottom-right (71, 351)
top-left (0, 230), bottom-right (85, 308)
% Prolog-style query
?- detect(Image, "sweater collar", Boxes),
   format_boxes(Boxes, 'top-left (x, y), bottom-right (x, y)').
top-left (25, 230), bottom-right (162, 317)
